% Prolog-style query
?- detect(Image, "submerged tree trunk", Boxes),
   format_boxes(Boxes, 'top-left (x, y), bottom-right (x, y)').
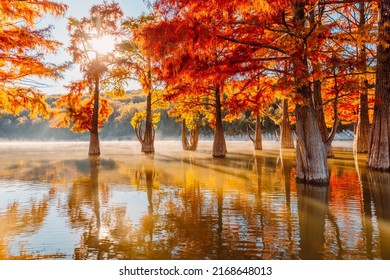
top-left (293, 1), bottom-right (329, 184)
top-left (367, 0), bottom-right (390, 170)
top-left (182, 119), bottom-right (199, 151)
top-left (295, 89), bottom-right (329, 184)
top-left (141, 92), bottom-right (155, 153)
top-left (248, 114), bottom-right (262, 150)
top-left (213, 86), bottom-right (227, 157)
top-left (280, 99), bottom-right (294, 149)
top-left (354, 2), bottom-right (370, 154)
top-left (89, 75), bottom-right (100, 156)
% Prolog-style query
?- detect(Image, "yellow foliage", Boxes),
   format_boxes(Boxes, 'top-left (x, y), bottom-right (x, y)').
top-left (131, 111), bottom-right (161, 129)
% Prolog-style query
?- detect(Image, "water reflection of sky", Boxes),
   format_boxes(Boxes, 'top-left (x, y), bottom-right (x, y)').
top-left (108, 185), bottom-right (149, 225)
top-left (0, 181), bottom-right (48, 208)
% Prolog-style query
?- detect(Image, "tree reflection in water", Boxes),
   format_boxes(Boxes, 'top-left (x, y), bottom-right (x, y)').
top-left (297, 184), bottom-right (328, 260)
top-left (1, 143), bottom-right (390, 259)
top-left (367, 171), bottom-right (390, 259)
top-left (0, 195), bottom-right (53, 259)
top-left (355, 154), bottom-right (390, 259)
top-left (70, 156), bottom-right (110, 259)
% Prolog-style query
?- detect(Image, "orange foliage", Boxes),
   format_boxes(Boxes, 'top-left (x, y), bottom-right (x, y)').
top-left (0, 0), bottom-right (67, 117)
top-left (148, 0), bottom-right (377, 133)
top-left (51, 81), bottom-right (113, 133)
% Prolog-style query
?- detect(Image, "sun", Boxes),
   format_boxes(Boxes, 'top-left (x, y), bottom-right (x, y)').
top-left (90, 35), bottom-right (116, 55)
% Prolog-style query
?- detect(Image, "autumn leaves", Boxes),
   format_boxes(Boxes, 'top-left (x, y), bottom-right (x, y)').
top-left (1, 1), bottom-right (390, 185)
top-left (0, 0), bottom-right (67, 124)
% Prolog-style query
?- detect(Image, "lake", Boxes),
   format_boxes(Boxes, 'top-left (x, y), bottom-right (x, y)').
top-left (0, 141), bottom-right (389, 260)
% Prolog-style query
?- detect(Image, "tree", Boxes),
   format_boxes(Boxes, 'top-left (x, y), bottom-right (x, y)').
top-left (143, 11), bottom-right (260, 157)
top-left (368, 0), bottom-right (390, 170)
top-left (224, 77), bottom-right (276, 151)
top-left (354, 1), bottom-right (376, 153)
top-left (165, 86), bottom-right (208, 151)
top-left (63, 1), bottom-right (123, 156)
top-left (0, 0), bottom-right (67, 119)
top-left (148, 0), bottom-right (332, 182)
top-left (117, 14), bottom-right (163, 153)
top-left (51, 80), bottom-right (114, 135)
top-left (280, 98), bottom-right (295, 149)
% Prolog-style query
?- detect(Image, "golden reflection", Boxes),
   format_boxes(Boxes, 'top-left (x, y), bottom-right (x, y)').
top-left (279, 150), bottom-right (296, 258)
top-left (1, 143), bottom-right (390, 259)
top-left (364, 169), bottom-right (390, 259)
top-left (297, 184), bottom-right (328, 260)
top-left (0, 196), bottom-right (51, 259)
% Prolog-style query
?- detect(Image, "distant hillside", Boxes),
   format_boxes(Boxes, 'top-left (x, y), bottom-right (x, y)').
top-left (0, 90), bottom-right (356, 142)
top-left (0, 90), bottom-right (178, 141)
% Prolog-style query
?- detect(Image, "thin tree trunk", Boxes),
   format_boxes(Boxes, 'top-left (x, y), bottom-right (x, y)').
top-left (310, 3), bottom-right (334, 158)
top-left (354, 1), bottom-right (370, 154)
top-left (280, 99), bottom-right (294, 149)
top-left (253, 115), bottom-right (262, 150)
top-left (293, 1), bottom-right (329, 184)
top-left (182, 119), bottom-right (189, 150)
top-left (213, 86), bottom-right (227, 157)
top-left (355, 87), bottom-right (370, 153)
top-left (89, 74), bottom-right (100, 156)
top-left (313, 80), bottom-right (334, 158)
top-left (142, 92), bottom-right (155, 153)
top-left (367, 0), bottom-right (390, 170)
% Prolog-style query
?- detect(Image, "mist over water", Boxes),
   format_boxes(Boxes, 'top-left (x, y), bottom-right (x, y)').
top-left (0, 140), bottom-right (387, 260)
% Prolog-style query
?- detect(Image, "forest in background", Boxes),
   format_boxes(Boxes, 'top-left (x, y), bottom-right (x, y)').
top-left (0, 90), bottom-right (291, 141)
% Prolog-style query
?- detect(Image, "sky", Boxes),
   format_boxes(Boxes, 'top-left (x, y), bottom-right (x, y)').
top-left (38, 0), bottom-right (149, 94)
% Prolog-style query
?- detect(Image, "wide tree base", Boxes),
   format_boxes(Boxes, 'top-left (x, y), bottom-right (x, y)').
top-left (141, 145), bottom-right (155, 154)
top-left (212, 153), bottom-right (226, 158)
top-left (89, 132), bottom-right (100, 156)
top-left (296, 177), bottom-right (329, 186)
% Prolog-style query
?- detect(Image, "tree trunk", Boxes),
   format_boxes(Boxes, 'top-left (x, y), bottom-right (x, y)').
top-left (313, 77), bottom-right (335, 158)
top-left (280, 99), bottom-right (294, 149)
top-left (213, 86), bottom-right (227, 157)
top-left (293, 1), bottom-right (329, 184)
top-left (89, 75), bottom-right (100, 156)
top-left (295, 90), bottom-right (329, 184)
top-left (181, 119), bottom-right (189, 150)
top-left (367, 0), bottom-right (390, 170)
top-left (253, 115), bottom-right (262, 150)
top-left (142, 92), bottom-right (155, 153)
top-left (354, 86), bottom-right (370, 153)
top-left (309, 7), bottom-right (334, 158)
top-left (354, 1), bottom-right (370, 154)
top-left (190, 122), bottom-right (199, 150)
top-left (182, 119), bottom-right (199, 151)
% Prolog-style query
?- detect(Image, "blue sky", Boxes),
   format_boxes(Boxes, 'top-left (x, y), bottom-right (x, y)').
top-left (39, 0), bottom-right (149, 94)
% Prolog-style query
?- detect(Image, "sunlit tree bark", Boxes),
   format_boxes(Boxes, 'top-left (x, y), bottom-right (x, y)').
top-left (367, 0), bottom-right (390, 170)
top-left (280, 99), bottom-right (294, 149)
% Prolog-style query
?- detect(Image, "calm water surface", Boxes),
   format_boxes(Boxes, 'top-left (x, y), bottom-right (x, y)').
top-left (0, 141), bottom-right (389, 260)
